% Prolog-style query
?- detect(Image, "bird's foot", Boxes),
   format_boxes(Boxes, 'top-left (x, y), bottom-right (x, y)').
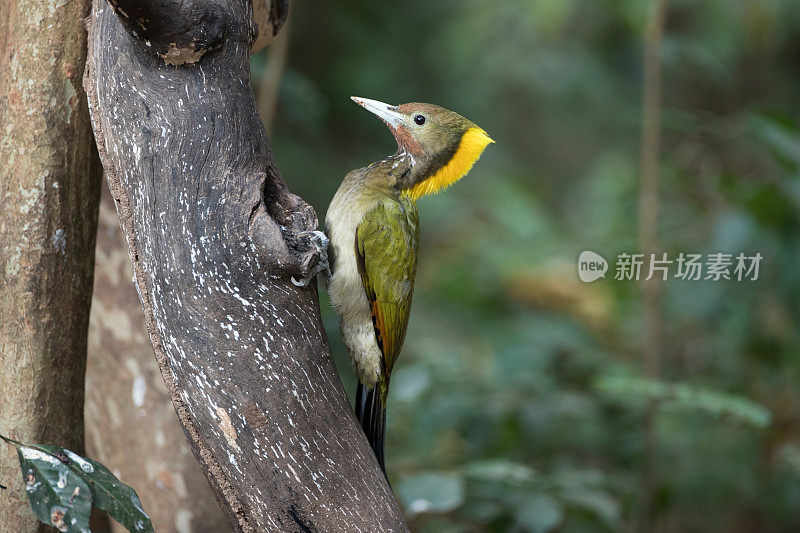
top-left (291, 230), bottom-right (331, 287)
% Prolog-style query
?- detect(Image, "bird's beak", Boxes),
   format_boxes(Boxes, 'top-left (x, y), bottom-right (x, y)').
top-left (351, 96), bottom-right (405, 127)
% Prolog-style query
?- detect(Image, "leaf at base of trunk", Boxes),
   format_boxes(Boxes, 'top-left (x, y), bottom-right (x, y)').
top-left (3, 435), bottom-right (154, 533)
top-left (17, 445), bottom-right (92, 532)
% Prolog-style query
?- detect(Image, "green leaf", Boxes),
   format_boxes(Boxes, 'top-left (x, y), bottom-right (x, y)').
top-left (37, 445), bottom-right (153, 533)
top-left (750, 113), bottom-right (800, 173)
top-left (595, 375), bottom-right (772, 428)
top-left (465, 459), bottom-right (537, 485)
top-left (561, 487), bottom-right (621, 528)
top-left (397, 472), bottom-right (465, 516)
top-left (92, 461), bottom-right (152, 531)
top-left (16, 445), bottom-right (92, 533)
top-left (1, 435), bottom-right (152, 533)
top-left (516, 494), bottom-right (563, 533)
top-left (75, 455), bottom-right (153, 533)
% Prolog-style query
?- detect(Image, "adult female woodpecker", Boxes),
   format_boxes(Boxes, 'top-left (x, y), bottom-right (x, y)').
top-left (325, 97), bottom-right (493, 474)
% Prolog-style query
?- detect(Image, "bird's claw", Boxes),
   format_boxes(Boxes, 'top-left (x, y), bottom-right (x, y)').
top-left (291, 230), bottom-right (331, 287)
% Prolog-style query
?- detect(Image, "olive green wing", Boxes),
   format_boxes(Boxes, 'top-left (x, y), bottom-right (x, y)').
top-left (356, 196), bottom-right (419, 376)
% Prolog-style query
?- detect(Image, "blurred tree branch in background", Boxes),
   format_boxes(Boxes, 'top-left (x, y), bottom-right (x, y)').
top-left (638, 0), bottom-right (668, 530)
top-left (258, 15), bottom-right (291, 134)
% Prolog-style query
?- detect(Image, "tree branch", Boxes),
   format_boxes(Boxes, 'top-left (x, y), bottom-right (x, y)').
top-left (86, 188), bottom-right (230, 531)
top-left (638, 0), bottom-right (668, 529)
top-left (257, 14), bottom-right (291, 134)
top-left (83, 0), bottom-right (407, 530)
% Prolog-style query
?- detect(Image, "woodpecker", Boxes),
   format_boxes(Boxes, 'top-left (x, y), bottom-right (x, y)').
top-left (324, 97), bottom-right (493, 475)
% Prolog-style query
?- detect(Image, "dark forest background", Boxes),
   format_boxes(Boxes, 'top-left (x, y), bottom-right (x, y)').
top-left (252, 1), bottom-right (800, 531)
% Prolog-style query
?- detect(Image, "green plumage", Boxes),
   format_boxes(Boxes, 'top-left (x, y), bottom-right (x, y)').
top-left (356, 195), bottom-right (419, 383)
top-left (352, 195), bottom-right (418, 474)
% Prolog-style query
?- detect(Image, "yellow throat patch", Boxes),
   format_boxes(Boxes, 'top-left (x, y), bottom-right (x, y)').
top-left (407, 127), bottom-right (495, 201)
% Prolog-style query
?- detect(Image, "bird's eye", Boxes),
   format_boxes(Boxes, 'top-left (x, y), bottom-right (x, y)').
top-left (414, 114), bottom-right (426, 126)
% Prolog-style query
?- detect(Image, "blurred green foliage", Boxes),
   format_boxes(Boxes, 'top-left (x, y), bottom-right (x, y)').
top-left (252, 0), bottom-right (800, 530)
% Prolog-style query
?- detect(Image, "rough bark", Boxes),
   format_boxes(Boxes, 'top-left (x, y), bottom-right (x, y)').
top-left (83, 0), bottom-right (407, 531)
top-left (0, 0), bottom-right (101, 530)
top-left (86, 188), bottom-right (229, 532)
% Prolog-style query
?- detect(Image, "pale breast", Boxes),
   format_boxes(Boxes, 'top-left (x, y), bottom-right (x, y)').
top-left (325, 174), bottom-right (384, 386)
top-left (324, 156), bottom-right (414, 387)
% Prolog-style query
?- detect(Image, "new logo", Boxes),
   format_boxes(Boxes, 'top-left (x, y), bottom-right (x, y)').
top-left (578, 251), bottom-right (608, 282)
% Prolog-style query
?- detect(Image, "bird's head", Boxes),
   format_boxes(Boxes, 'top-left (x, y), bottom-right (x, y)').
top-left (351, 96), bottom-right (494, 201)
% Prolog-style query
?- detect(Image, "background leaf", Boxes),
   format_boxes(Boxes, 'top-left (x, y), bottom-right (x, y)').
top-left (397, 472), bottom-right (465, 516)
top-left (516, 494), bottom-right (563, 533)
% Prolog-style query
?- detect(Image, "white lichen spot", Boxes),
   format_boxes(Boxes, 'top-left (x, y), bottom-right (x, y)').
top-left (227, 449), bottom-right (239, 468)
top-left (49, 0), bottom-right (68, 15)
top-left (51, 228), bottom-right (66, 255)
top-left (286, 463), bottom-right (302, 484)
top-left (63, 79), bottom-right (76, 123)
top-left (19, 181), bottom-right (44, 215)
top-left (5, 248), bottom-right (21, 277)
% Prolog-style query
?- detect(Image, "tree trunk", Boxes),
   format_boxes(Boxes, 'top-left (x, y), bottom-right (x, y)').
top-left (83, 0), bottom-right (407, 530)
top-left (0, 0), bottom-right (101, 530)
top-left (86, 188), bottom-right (230, 532)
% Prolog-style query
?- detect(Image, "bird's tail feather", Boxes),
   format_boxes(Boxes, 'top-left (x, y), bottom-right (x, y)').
top-left (355, 382), bottom-right (387, 478)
